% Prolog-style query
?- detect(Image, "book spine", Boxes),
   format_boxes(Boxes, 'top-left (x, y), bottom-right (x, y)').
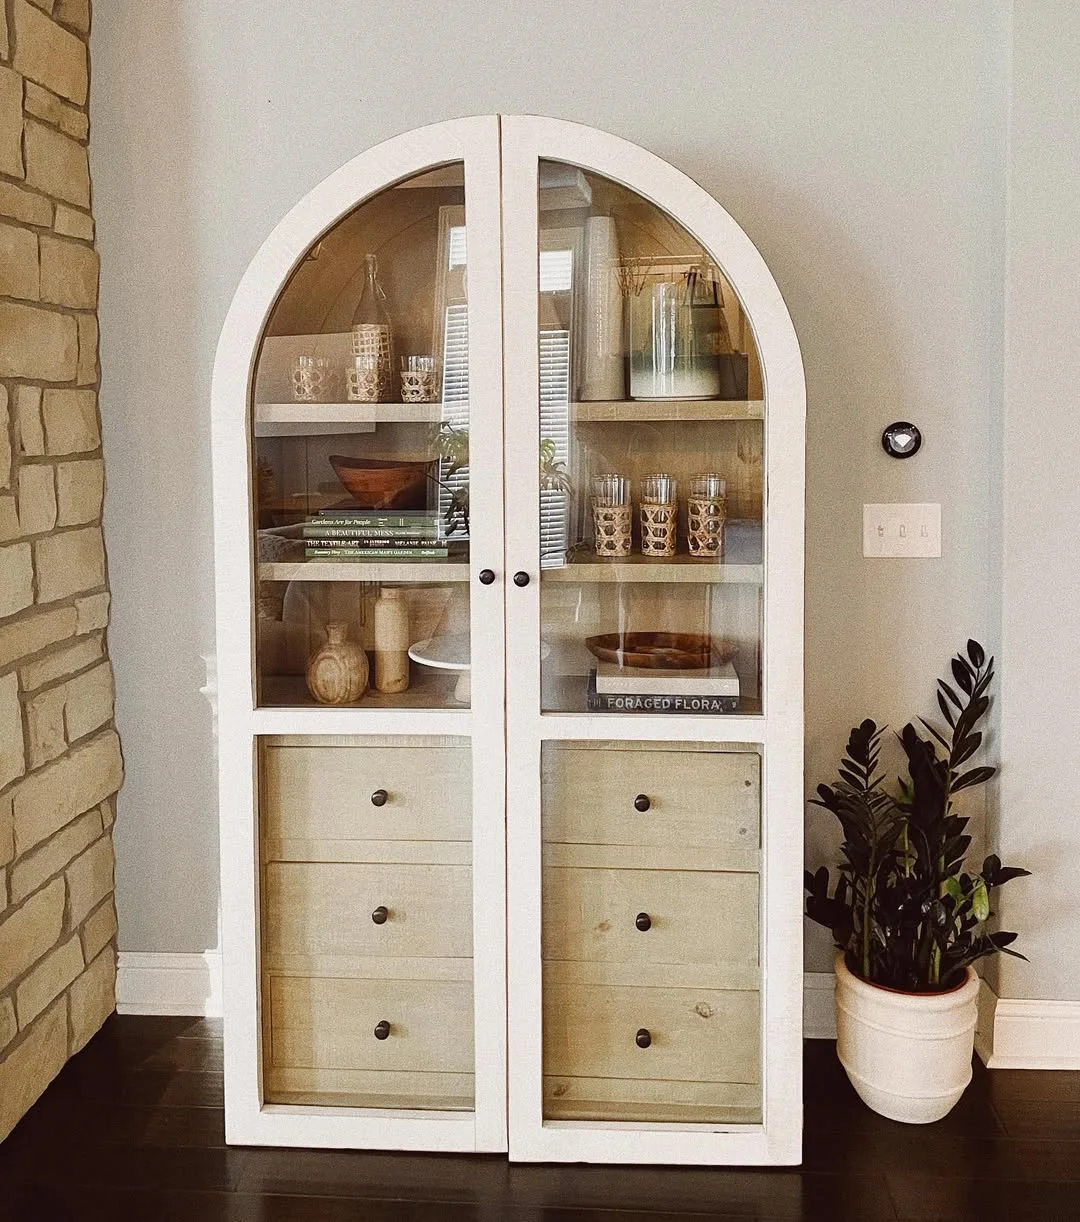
top-left (586, 692), bottom-right (739, 714)
top-left (303, 533), bottom-right (442, 546)
top-left (314, 515), bottom-right (440, 528)
top-left (305, 548), bottom-right (450, 559)
top-left (303, 526), bottom-right (441, 539)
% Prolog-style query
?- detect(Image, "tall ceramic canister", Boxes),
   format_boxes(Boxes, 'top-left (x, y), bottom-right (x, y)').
top-left (374, 588), bottom-right (410, 693)
top-left (305, 621), bottom-right (369, 705)
top-left (578, 216), bottom-right (626, 400)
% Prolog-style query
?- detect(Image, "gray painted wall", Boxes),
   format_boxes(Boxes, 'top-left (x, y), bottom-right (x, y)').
top-left (91, 4), bottom-right (1016, 979)
top-left (994, 0), bottom-right (1080, 1002)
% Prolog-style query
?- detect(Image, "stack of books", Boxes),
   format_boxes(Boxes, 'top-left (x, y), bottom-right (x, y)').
top-left (303, 508), bottom-right (448, 559)
top-left (587, 660), bottom-right (740, 713)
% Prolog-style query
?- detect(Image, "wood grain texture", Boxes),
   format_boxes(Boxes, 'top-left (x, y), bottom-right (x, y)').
top-left (263, 861), bottom-right (473, 958)
top-left (543, 744), bottom-right (760, 853)
top-left (268, 975), bottom-right (474, 1075)
top-left (543, 983), bottom-right (760, 1085)
top-left (262, 743), bottom-right (471, 846)
top-left (542, 867), bottom-right (758, 970)
top-left (7, 1019), bottom-right (1080, 1219)
top-left (543, 1074), bottom-right (761, 1124)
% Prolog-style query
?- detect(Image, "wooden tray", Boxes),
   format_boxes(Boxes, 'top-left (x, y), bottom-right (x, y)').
top-left (585, 632), bottom-right (736, 671)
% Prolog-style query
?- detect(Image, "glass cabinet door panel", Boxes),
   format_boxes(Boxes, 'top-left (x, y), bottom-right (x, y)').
top-left (259, 735), bottom-right (475, 1111)
top-left (540, 741), bottom-right (762, 1125)
top-left (252, 164), bottom-right (473, 709)
top-left (534, 162), bottom-right (764, 715)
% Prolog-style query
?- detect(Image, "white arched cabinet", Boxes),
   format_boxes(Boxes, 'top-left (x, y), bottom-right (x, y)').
top-left (212, 115), bottom-right (804, 1165)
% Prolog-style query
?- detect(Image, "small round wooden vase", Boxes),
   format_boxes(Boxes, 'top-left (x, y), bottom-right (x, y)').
top-left (305, 621), bottom-right (368, 705)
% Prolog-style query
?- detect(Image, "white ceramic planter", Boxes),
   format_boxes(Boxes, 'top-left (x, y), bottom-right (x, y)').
top-left (834, 953), bottom-right (979, 1124)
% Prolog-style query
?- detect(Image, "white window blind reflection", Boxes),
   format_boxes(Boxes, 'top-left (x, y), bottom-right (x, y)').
top-left (440, 302), bottom-right (470, 534)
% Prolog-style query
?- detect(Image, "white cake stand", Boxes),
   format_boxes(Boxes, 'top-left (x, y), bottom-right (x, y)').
top-left (408, 635), bottom-right (549, 703)
top-left (408, 634), bottom-right (471, 703)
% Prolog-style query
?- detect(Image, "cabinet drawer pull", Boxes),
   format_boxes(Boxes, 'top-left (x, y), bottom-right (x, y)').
top-left (634, 912), bottom-right (652, 932)
top-left (370, 905), bottom-right (389, 925)
top-left (370, 789), bottom-right (388, 807)
top-left (633, 793), bottom-right (651, 812)
top-left (635, 1028), bottom-right (652, 1049)
top-left (373, 1020), bottom-right (391, 1040)
top-left (513, 570), bottom-right (530, 587)
top-left (478, 568), bottom-right (496, 585)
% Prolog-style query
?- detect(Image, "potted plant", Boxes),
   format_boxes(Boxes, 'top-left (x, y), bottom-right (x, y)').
top-left (431, 424), bottom-right (572, 538)
top-left (805, 640), bottom-right (1029, 1123)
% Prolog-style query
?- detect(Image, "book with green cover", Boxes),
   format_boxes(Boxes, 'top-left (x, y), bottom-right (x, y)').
top-left (302, 525), bottom-right (441, 539)
top-left (304, 536), bottom-right (442, 549)
top-left (305, 547), bottom-right (450, 559)
top-left (313, 511), bottom-right (440, 528)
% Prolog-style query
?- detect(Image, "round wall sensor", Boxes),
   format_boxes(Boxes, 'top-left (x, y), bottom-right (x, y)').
top-left (882, 421), bottom-right (922, 459)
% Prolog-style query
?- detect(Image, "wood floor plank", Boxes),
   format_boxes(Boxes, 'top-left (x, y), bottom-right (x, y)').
top-left (886, 1172), bottom-right (1080, 1222)
top-left (0, 1020), bottom-right (1076, 1222)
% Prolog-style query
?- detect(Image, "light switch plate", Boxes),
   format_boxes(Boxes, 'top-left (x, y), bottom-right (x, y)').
top-left (863, 503), bottom-right (941, 557)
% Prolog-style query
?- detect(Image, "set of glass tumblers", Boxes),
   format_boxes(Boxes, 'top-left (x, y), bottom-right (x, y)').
top-left (291, 346), bottom-right (439, 405)
top-left (592, 473), bottom-right (728, 559)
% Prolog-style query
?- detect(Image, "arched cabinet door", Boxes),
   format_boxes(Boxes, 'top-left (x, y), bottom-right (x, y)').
top-left (212, 117), bottom-right (508, 1153)
top-left (212, 114), bottom-right (804, 1164)
top-left (500, 117), bottom-right (804, 1166)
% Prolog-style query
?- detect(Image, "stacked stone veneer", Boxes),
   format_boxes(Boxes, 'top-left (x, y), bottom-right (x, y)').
top-left (0, 0), bottom-right (122, 1142)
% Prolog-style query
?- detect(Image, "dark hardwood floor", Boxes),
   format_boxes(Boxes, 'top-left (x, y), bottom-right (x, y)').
top-left (0, 1016), bottom-right (1077, 1221)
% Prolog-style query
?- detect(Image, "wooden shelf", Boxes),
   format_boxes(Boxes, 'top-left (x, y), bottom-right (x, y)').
top-left (259, 559), bottom-right (469, 583)
top-left (570, 399), bottom-right (763, 423)
top-left (254, 401), bottom-right (445, 436)
top-left (259, 670), bottom-right (463, 709)
top-left (544, 555), bottom-right (763, 584)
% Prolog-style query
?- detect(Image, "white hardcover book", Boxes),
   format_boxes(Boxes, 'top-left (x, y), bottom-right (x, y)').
top-left (595, 660), bottom-right (741, 697)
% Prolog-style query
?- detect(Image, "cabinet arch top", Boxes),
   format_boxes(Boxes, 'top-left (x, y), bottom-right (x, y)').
top-left (213, 113), bottom-right (804, 430)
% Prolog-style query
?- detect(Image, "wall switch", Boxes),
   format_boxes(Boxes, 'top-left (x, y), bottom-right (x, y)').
top-left (863, 503), bottom-right (941, 558)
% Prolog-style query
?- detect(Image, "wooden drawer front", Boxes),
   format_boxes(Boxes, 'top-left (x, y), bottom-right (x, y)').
top-left (264, 862), bottom-right (472, 959)
top-left (543, 868), bottom-right (758, 969)
top-left (262, 745), bottom-right (470, 850)
top-left (544, 983), bottom-right (759, 1085)
top-left (543, 747), bottom-right (759, 853)
top-left (543, 1075), bottom-right (761, 1124)
top-left (269, 975), bottom-right (473, 1075)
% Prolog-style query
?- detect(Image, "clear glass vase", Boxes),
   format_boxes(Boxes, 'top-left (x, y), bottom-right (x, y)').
top-left (629, 266), bottom-right (724, 400)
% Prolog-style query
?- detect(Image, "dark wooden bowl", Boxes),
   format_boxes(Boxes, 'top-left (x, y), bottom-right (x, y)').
top-left (328, 456), bottom-right (435, 510)
top-left (585, 632), bottom-right (737, 671)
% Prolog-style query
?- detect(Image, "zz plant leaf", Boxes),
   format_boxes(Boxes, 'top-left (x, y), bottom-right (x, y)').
top-left (806, 641), bottom-right (1030, 993)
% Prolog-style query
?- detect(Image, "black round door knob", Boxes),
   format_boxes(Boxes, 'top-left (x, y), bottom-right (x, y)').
top-left (370, 789), bottom-right (388, 807)
top-left (633, 794), bottom-right (651, 812)
top-left (478, 569), bottom-right (495, 585)
top-left (371, 906), bottom-right (388, 925)
top-left (635, 1028), bottom-right (652, 1049)
top-left (635, 912), bottom-right (652, 932)
top-left (513, 571), bottom-right (530, 587)
top-left (373, 1020), bottom-right (391, 1040)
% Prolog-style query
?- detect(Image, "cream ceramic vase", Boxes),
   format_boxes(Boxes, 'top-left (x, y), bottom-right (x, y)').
top-left (305, 621), bottom-right (368, 705)
top-left (834, 953), bottom-right (979, 1124)
top-left (373, 588), bottom-right (410, 694)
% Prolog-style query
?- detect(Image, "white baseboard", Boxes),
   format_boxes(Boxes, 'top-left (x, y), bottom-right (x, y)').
top-left (976, 977), bottom-right (1080, 1069)
top-left (116, 951), bottom-right (222, 1017)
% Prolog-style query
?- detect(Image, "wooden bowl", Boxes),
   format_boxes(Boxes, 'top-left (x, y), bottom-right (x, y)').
top-left (585, 632), bottom-right (737, 671)
top-left (329, 456), bottom-right (435, 510)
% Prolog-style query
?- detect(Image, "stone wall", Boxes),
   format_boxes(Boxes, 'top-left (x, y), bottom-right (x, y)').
top-left (0, 0), bottom-right (121, 1142)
